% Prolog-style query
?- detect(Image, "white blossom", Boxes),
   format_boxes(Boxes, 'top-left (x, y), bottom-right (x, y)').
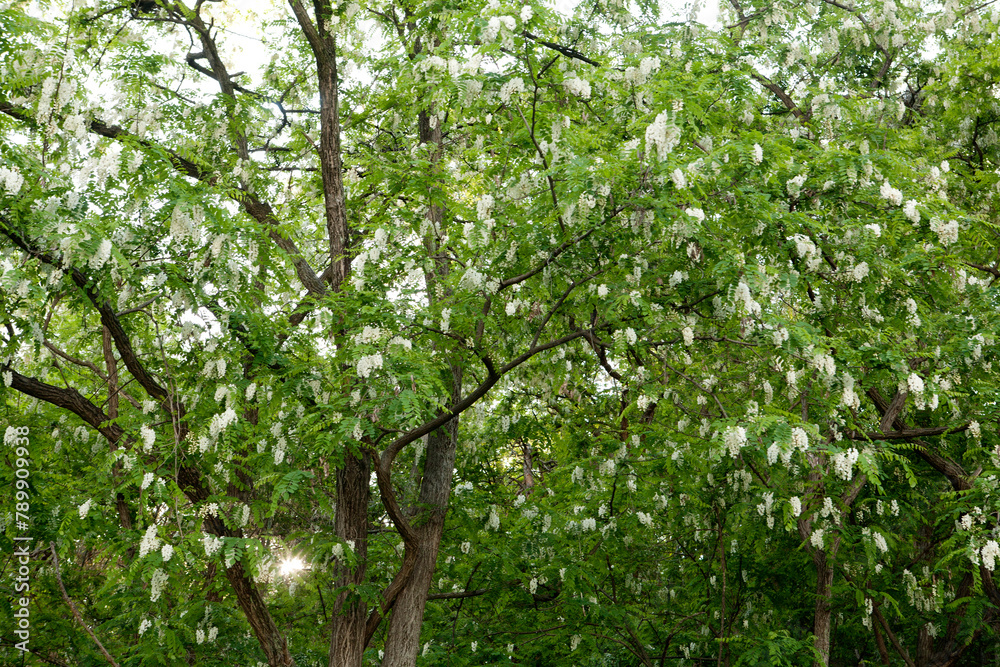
top-left (852, 262), bottom-right (869, 281)
top-left (929, 217), bottom-right (959, 246)
top-left (832, 448), bottom-right (859, 481)
top-left (752, 143), bottom-right (763, 164)
top-left (209, 408), bottom-right (238, 438)
top-left (203, 533), bottom-right (224, 557)
top-left (983, 540), bottom-right (1000, 571)
top-left (140, 425), bottom-right (155, 451)
top-left (563, 76), bottom-right (591, 99)
top-left (138, 618), bottom-right (151, 635)
top-left (78, 499), bottom-right (92, 519)
top-left (645, 111), bottom-right (680, 160)
top-left (682, 326), bottom-right (694, 346)
top-left (811, 528), bottom-right (825, 549)
top-left (723, 426), bottom-right (747, 458)
top-left (789, 496), bottom-right (802, 517)
top-left (89, 239), bottom-right (112, 270)
top-left (786, 174), bottom-right (807, 198)
top-left (141, 472), bottom-right (155, 490)
top-left (880, 180), bottom-right (903, 206)
top-left (161, 544), bottom-right (174, 562)
top-left (150, 568), bottom-right (168, 602)
top-left (356, 353), bottom-right (384, 379)
top-left (139, 525), bottom-right (160, 558)
top-left (791, 427), bottom-right (808, 451)
top-left (903, 199), bottom-right (920, 223)
top-left (671, 168), bottom-right (687, 189)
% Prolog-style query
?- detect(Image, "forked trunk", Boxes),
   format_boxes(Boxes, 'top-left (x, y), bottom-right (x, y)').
top-left (381, 378), bottom-right (460, 666)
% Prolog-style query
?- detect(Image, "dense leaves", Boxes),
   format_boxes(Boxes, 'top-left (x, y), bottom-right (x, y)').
top-left (3, 0), bottom-right (1000, 666)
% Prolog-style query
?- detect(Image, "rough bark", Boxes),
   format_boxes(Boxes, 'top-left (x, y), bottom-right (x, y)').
top-left (812, 551), bottom-right (834, 667)
top-left (327, 451), bottom-right (371, 667)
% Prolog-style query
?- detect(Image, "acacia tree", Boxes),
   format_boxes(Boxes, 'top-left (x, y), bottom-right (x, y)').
top-left (3, 1), bottom-right (1000, 667)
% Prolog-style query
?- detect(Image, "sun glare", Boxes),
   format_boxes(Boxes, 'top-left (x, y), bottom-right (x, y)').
top-left (279, 557), bottom-right (305, 576)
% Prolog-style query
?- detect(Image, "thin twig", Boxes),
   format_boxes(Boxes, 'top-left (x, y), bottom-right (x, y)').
top-left (50, 542), bottom-right (121, 667)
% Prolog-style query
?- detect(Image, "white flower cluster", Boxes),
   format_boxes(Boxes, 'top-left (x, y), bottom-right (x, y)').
top-left (499, 77), bottom-right (524, 103)
top-left (982, 540), bottom-right (1000, 571)
top-left (671, 168), bottom-right (687, 189)
top-left (811, 528), bottom-right (825, 549)
top-left (138, 618), bottom-right (152, 635)
top-left (563, 76), bottom-right (591, 99)
top-left (209, 408), bottom-right (238, 438)
top-left (904, 298), bottom-right (920, 328)
top-left (356, 353), bottom-right (383, 378)
top-left (733, 281), bottom-right (761, 317)
top-left (752, 143), bottom-right (763, 165)
top-left (786, 174), bottom-right (807, 198)
top-left (841, 374), bottom-right (861, 410)
top-left (161, 544), bottom-right (174, 562)
top-left (0, 166), bottom-right (25, 192)
top-left (637, 511), bottom-right (653, 527)
top-left (78, 499), bottom-right (92, 519)
top-left (203, 533), bottom-right (224, 557)
top-left (353, 326), bottom-right (383, 345)
top-left (482, 15), bottom-right (516, 43)
top-left (139, 525), bottom-right (160, 558)
top-left (624, 56), bottom-right (660, 85)
top-left (929, 217), bottom-right (959, 246)
top-left (871, 531), bottom-right (888, 553)
top-left (788, 496), bottom-right (802, 517)
top-left (150, 568), bottom-right (168, 602)
top-left (791, 427), bottom-right (809, 452)
top-left (832, 448), bottom-right (859, 481)
top-left (580, 517), bottom-right (597, 531)
top-left (170, 204), bottom-right (203, 241)
top-left (723, 426), bottom-right (747, 458)
top-left (202, 358), bottom-right (228, 379)
top-left (645, 111), bottom-right (680, 161)
top-left (880, 180), bottom-right (903, 206)
top-left (903, 199), bottom-right (920, 223)
top-left (969, 420), bottom-right (981, 441)
top-left (487, 506), bottom-right (500, 530)
top-left (140, 425), bottom-right (155, 452)
top-left (681, 326), bottom-right (694, 346)
top-left (88, 239), bottom-right (112, 271)
top-left (851, 261), bottom-right (869, 282)
top-left (141, 472), bottom-right (155, 490)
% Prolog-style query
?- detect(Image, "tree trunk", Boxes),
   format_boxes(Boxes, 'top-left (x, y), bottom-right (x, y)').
top-left (813, 551), bottom-right (834, 667)
top-left (328, 451), bottom-right (371, 667)
top-left (381, 374), bottom-right (461, 667)
top-left (223, 560), bottom-right (294, 667)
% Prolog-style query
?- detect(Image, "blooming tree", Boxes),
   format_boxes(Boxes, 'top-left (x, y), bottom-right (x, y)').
top-left (2, 0), bottom-right (1000, 666)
